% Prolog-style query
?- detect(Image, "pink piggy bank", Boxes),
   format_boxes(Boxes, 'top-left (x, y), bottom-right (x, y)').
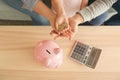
top-left (34, 40), bottom-right (63, 68)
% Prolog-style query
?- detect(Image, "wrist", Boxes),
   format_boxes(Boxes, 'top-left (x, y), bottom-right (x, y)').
top-left (48, 12), bottom-right (56, 21)
top-left (73, 13), bottom-right (84, 24)
top-left (49, 14), bottom-right (57, 30)
top-left (57, 11), bottom-right (66, 17)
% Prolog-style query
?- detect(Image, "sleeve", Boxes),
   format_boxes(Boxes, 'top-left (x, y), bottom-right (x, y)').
top-left (77, 0), bottom-right (118, 22)
top-left (22, 0), bottom-right (39, 11)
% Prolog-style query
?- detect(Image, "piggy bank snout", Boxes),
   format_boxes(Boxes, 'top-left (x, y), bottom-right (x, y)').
top-left (54, 48), bottom-right (62, 54)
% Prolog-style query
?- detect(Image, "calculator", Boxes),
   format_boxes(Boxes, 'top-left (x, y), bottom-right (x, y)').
top-left (69, 41), bottom-right (102, 69)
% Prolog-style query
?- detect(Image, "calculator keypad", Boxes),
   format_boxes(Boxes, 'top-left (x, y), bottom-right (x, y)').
top-left (70, 41), bottom-right (102, 69)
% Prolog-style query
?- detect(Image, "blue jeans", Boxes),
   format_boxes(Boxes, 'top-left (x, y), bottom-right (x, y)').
top-left (80, 12), bottom-right (108, 26)
top-left (4, 0), bottom-right (50, 25)
top-left (4, 0), bottom-right (107, 26)
top-left (104, 0), bottom-right (120, 25)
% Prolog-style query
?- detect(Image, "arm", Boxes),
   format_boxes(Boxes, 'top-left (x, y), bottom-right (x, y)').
top-left (52, 0), bottom-right (66, 15)
top-left (33, 1), bottom-right (55, 22)
top-left (77, 0), bottom-right (118, 23)
top-left (22, 0), bottom-right (56, 29)
top-left (67, 0), bottom-right (117, 39)
top-left (22, 0), bottom-right (55, 20)
top-left (51, 0), bottom-right (68, 31)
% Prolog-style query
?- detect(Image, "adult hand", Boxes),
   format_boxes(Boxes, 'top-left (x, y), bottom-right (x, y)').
top-left (50, 14), bottom-right (70, 39)
top-left (54, 14), bottom-right (84, 39)
top-left (54, 15), bottom-right (80, 39)
top-left (50, 17), bottom-right (77, 40)
top-left (68, 17), bottom-right (78, 34)
top-left (49, 13), bottom-right (69, 31)
top-left (67, 14), bottom-right (84, 37)
top-left (50, 14), bottom-right (84, 40)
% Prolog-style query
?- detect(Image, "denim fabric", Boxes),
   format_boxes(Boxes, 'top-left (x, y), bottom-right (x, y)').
top-left (21, 0), bottom-right (38, 11)
top-left (104, 0), bottom-right (120, 25)
top-left (4, 0), bottom-right (50, 25)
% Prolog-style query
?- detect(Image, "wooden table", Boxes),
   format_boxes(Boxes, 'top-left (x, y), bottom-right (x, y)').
top-left (0, 26), bottom-right (120, 80)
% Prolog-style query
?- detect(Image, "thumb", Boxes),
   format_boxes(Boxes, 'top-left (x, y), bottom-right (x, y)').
top-left (55, 22), bottom-right (59, 30)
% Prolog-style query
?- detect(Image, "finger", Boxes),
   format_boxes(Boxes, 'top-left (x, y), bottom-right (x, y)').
top-left (65, 30), bottom-right (71, 37)
top-left (56, 31), bottom-right (72, 39)
top-left (66, 30), bottom-right (73, 38)
top-left (58, 22), bottom-right (68, 31)
top-left (61, 31), bottom-right (70, 38)
top-left (57, 33), bottom-right (72, 40)
top-left (59, 24), bottom-right (70, 33)
top-left (50, 30), bottom-right (59, 36)
top-left (70, 31), bottom-right (76, 39)
top-left (60, 25), bottom-right (69, 32)
top-left (50, 30), bottom-right (56, 35)
top-left (59, 34), bottom-right (68, 38)
top-left (55, 22), bottom-right (59, 30)
top-left (61, 27), bottom-right (72, 35)
top-left (66, 29), bottom-right (75, 40)
top-left (66, 30), bottom-right (74, 39)
top-left (54, 35), bottom-right (60, 40)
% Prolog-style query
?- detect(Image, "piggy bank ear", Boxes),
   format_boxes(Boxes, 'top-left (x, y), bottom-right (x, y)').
top-left (54, 48), bottom-right (62, 54)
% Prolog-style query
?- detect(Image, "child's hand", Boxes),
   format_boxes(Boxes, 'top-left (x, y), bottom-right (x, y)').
top-left (50, 21), bottom-right (76, 40)
top-left (55, 14), bottom-right (69, 32)
top-left (56, 17), bottom-right (79, 40)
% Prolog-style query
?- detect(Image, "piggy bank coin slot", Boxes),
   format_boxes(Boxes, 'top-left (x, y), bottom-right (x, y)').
top-left (46, 49), bottom-right (51, 54)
